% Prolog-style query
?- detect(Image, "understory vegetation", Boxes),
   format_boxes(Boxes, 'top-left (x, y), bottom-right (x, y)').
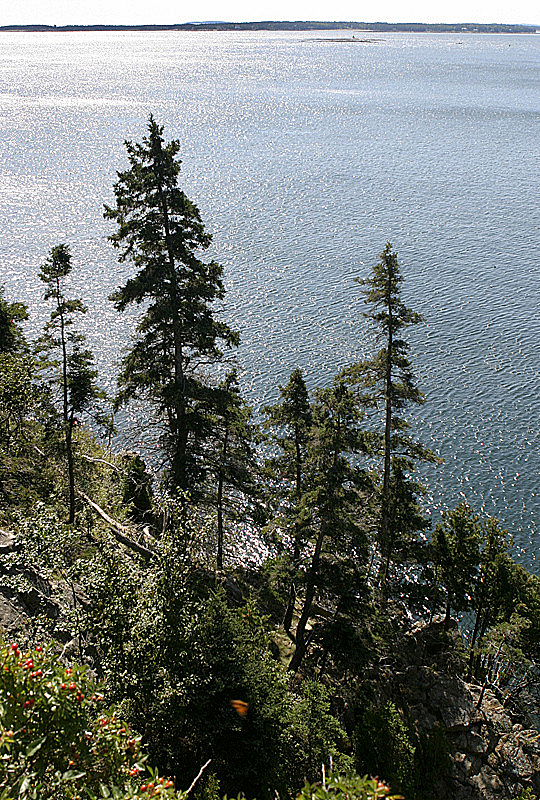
top-left (0, 118), bottom-right (538, 800)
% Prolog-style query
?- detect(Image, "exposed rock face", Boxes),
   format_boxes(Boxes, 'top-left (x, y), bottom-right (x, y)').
top-left (395, 618), bottom-right (540, 799)
top-left (0, 529), bottom-right (61, 634)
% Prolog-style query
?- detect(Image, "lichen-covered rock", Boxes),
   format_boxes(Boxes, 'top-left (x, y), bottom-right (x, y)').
top-left (394, 619), bottom-right (540, 799)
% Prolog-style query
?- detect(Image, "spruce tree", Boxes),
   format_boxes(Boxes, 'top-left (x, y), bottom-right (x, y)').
top-left (263, 368), bottom-right (312, 635)
top-left (105, 117), bottom-right (239, 493)
top-left (0, 287), bottom-right (28, 355)
top-left (205, 370), bottom-right (261, 569)
top-left (38, 244), bottom-right (101, 523)
top-left (348, 243), bottom-right (436, 597)
top-left (431, 502), bottom-right (481, 629)
top-left (288, 377), bottom-right (370, 672)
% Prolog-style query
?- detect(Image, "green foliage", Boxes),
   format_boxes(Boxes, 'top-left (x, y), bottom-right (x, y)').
top-left (0, 290), bottom-right (55, 512)
top-left (105, 116), bottom-right (239, 494)
top-left (355, 702), bottom-right (415, 796)
top-left (0, 641), bottom-right (183, 799)
top-left (287, 681), bottom-right (351, 783)
top-left (431, 503), bottom-right (482, 627)
top-left (37, 243), bottom-right (104, 523)
top-left (122, 454), bottom-right (154, 525)
top-left (288, 376), bottom-right (372, 672)
top-left (0, 352), bottom-right (50, 510)
top-left (513, 789), bottom-right (538, 800)
top-left (204, 370), bottom-right (262, 569)
top-left (346, 243), bottom-right (436, 597)
top-left (296, 772), bottom-right (402, 800)
top-left (0, 287), bottom-right (28, 356)
top-left (82, 513), bottom-right (353, 799)
top-left (264, 367), bottom-right (312, 505)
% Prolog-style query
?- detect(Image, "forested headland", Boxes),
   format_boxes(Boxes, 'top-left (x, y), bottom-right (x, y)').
top-left (0, 118), bottom-right (538, 800)
top-left (0, 22), bottom-right (536, 33)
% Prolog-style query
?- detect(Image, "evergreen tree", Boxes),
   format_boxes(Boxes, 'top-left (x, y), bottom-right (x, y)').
top-left (0, 289), bottom-right (44, 507)
top-left (122, 453), bottom-right (154, 526)
top-left (105, 116), bottom-right (239, 494)
top-left (348, 243), bottom-right (436, 597)
top-left (0, 286), bottom-right (29, 355)
top-left (467, 516), bottom-right (512, 679)
top-left (431, 502), bottom-right (481, 629)
top-left (205, 370), bottom-right (261, 569)
top-left (288, 377), bottom-right (370, 673)
top-left (38, 244), bottom-right (101, 523)
top-left (263, 368), bottom-right (312, 635)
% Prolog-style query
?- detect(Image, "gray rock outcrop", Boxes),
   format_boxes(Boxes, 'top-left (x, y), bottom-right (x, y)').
top-left (394, 618), bottom-right (540, 799)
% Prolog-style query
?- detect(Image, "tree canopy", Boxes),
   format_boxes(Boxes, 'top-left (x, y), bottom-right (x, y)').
top-left (105, 116), bottom-right (239, 493)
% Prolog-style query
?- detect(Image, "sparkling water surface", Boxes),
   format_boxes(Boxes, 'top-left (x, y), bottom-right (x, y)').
top-left (0, 31), bottom-right (538, 565)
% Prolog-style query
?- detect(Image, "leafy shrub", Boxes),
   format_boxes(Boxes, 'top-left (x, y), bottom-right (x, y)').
top-left (287, 681), bottom-right (351, 783)
top-left (354, 703), bottom-right (450, 800)
top-left (354, 702), bottom-right (415, 797)
top-left (296, 772), bottom-right (403, 800)
top-left (0, 640), bottom-right (183, 799)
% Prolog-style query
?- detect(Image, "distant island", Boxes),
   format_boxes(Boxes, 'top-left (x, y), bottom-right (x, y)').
top-left (0, 20), bottom-right (537, 33)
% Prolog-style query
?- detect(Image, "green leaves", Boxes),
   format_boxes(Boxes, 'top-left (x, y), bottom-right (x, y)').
top-left (297, 772), bottom-right (403, 800)
top-left (0, 640), bottom-right (185, 799)
top-left (105, 117), bottom-right (239, 493)
top-left (0, 287), bottom-right (28, 356)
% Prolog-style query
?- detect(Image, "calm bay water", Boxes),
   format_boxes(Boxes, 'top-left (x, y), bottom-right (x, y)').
top-left (0, 30), bottom-right (539, 565)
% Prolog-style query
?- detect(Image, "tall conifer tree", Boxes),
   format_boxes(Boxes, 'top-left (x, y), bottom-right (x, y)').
top-left (38, 244), bottom-right (101, 523)
top-left (288, 377), bottom-right (370, 672)
top-left (348, 243), bottom-right (436, 597)
top-left (206, 370), bottom-right (261, 569)
top-left (105, 117), bottom-right (239, 493)
top-left (264, 368), bottom-right (312, 635)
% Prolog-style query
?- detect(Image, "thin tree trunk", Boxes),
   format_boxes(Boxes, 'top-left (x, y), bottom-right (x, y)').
top-left (378, 279), bottom-right (393, 598)
top-left (57, 277), bottom-right (76, 525)
top-left (152, 136), bottom-right (188, 491)
top-left (283, 427), bottom-right (303, 636)
top-left (444, 594), bottom-right (452, 631)
top-left (288, 524), bottom-right (325, 673)
top-left (467, 599), bottom-right (485, 681)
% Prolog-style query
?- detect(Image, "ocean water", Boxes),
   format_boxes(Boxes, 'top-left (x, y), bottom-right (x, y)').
top-left (0, 30), bottom-right (538, 564)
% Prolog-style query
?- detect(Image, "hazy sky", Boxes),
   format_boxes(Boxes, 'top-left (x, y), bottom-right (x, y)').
top-left (2, 0), bottom-right (538, 26)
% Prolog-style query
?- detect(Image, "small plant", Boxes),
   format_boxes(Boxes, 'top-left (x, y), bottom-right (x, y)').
top-left (296, 772), bottom-right (403, 800)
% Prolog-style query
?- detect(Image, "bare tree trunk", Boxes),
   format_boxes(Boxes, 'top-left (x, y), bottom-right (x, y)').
top-left (57, 277), bottom-right (76, 525)
top-left (288, 525), bottom-right (325, 673)
top-left (378, 282), bottom-right (393, 599)
top-left (153, 136), bottom-right (188, 491)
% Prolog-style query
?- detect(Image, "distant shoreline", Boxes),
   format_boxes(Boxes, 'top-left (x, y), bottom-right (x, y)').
top-left (0, 21), bottom-right (537, 34)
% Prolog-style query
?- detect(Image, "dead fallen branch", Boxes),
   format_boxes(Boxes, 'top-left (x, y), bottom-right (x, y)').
top-left (79, 453), bottom-right (122, 474)
top-left (78, 491), bottom-right (155, 561)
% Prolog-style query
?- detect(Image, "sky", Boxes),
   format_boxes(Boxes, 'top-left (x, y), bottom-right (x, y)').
top-left (1, 0), bottom-right (538, 27)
